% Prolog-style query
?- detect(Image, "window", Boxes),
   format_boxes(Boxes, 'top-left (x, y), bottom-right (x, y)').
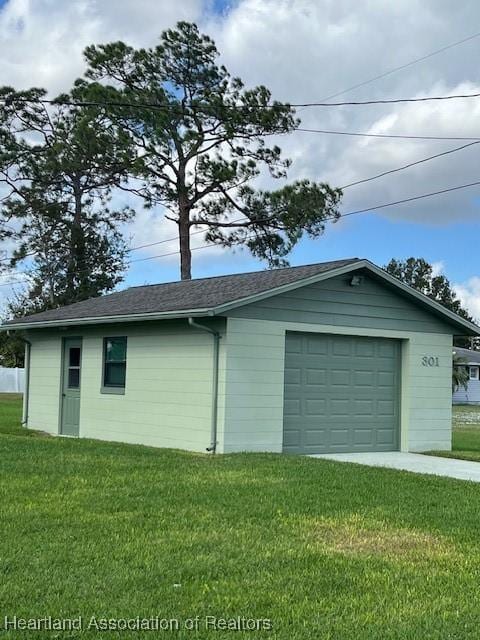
top-left (103, 337), bottom-right (127, 390)
top-left (67, 346), bottom-right (81, 389)
top-left (469, 366), bottom-right (479, 381)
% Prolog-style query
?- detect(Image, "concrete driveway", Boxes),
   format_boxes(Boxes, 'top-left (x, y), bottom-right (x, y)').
top-left (311, 452), bottom-right (480, 483)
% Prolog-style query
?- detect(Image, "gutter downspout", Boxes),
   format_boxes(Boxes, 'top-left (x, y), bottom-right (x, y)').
top-left (8, 331), bottom-right (31, 427)
top-left (188, 318), bottom-right (220, 454)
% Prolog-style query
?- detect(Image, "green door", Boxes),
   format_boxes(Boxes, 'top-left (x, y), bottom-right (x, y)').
top-left (60, 338), bottom-right (82, 436)
top-left (283, 332), bottom-right (400, 454)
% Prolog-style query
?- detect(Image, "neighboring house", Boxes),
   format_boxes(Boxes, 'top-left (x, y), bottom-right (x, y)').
top-left (3, 258), bottom-right (478, 455)
top-left (453, 347), bottom-right (480, 404)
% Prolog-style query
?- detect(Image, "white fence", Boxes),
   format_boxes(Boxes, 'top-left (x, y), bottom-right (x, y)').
top-left (0, 367), bottom-right (24, 393)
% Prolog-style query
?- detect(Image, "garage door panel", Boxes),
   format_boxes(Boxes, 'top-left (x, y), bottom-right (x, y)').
top-left (353, 399), bottom-right (375, 415)
top-left (287, 335), bottom-right (303, 353)
top-left (283, 398), bottom-right (301, 416)
top-left (376, 428), bottom-right (396, 445)
top-left (352, 428), bottom-right (375, 446)
top-left (354, 370), bottom-right (375, 386)
top-left (304, 429), bottom-right (328, 446)
top-left (305, 398), bottom-right (327, 415)
top-left (377, 400), bottom-right (395, 416)
top-left (331, 369), bottom-right (351, 386)
top-left (329, 398), bottom-right (350, 416)
top-left (378, 342), bottom-right (397, 358)
top-left (377, 371), bottom-right (395, 387)
top-left (354, 341), bottom-right (375, 357)
top-left (284, 367), bottom-right (301, 384)
top-left (332, 339), bottom-right (352, 356)
top-left (283, 332), bottom-right (400, 454)
top-left (283, 429), bottom-right (301, 447)
top-left (305, 369), bottom-right (327, 385)
top-left (306, 337), bottom-right (328, 354)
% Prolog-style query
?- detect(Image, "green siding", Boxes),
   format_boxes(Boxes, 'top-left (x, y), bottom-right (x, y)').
top-left (222, 317), bottom-right (452, 454)
top-left (27, 334), bottom-right (62, 435)
top-left (26, 318), bottom-right (226, 452)
top-left (225, 272), bottom-right (457, 334)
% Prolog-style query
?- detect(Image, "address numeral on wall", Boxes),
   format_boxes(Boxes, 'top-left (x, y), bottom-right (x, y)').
top-left (421, 356), bottom-right (439, 367)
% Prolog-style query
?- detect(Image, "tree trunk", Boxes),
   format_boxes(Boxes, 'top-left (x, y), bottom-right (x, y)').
top-left (70, 178), bottom-right (87, 298)
top-left (179, 209), bottom-right (192, 280)
top-left (177, 164), bottom-right (192, 279)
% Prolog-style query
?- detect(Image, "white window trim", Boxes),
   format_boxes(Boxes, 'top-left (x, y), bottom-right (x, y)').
top-left (469, 366), bottom-right (479, 380)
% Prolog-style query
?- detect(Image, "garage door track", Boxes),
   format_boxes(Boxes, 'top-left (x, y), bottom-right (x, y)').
top-left (311, 452), bottom-right (480, 483)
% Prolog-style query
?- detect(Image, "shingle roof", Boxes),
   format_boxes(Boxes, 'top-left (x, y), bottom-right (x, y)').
top-left (453, 347), bottom-right (480, 364)
top-left (5, 258), bottom-right (359, 326)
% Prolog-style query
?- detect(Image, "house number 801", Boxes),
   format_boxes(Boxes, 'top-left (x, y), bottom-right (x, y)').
top-left (422, 356), bottom-right (439, 367)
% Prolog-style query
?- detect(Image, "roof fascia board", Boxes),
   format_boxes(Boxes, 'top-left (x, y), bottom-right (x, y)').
top-left (0, 308), bottom-right (213, 331)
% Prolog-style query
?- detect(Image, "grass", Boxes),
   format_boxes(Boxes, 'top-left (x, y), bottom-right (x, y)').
top-left (430, 404), bottom-right (480, 462)
top-left (3, 397), bottom-right (480, 638)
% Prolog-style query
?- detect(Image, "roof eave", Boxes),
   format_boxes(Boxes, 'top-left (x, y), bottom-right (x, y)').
top-left (3, 259), bottom-right (478, 336)
top-left (0, 308), bottom-right (215, 331)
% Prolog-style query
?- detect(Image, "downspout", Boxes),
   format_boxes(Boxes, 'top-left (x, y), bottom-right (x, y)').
top-left (8, 331), bottom-right (31, 427)
top-left (188, 318), bottom-right (220, 453)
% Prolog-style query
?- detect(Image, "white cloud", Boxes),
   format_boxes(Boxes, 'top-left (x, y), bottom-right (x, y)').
top-left (431, 261), bottom-right (445, 277)
top-left (455, 278), bottom-right (480, 322)
top-left (0, 0), bottom-right (203, 93)
top-left (209, 1), bottom-right (480, 225)
top-left (2, 0), bottom-right (480, 289)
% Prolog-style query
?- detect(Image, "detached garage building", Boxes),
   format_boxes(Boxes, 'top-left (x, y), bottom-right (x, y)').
top-left (5, 259), bottom-right (478, 454)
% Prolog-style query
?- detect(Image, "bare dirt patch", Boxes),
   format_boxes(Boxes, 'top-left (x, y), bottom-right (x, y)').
top-left (305, 514), bottom-right (453, 560)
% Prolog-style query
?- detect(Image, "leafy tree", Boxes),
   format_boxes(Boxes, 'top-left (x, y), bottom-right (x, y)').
top-left (452, 354), bottom-right (470, 393)
top-left (385, 257), bottom-right (477, 349)
top-left (78, 21), bottom-right (342, 279)
top-left (0, 328), bottom-right (25, 367)
top-left (0, 86), bottom-right (136, 312)
top-left (385, 257), bottom-right (473, 320)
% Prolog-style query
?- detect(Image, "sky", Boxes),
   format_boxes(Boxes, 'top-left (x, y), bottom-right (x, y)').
top-left (0, 0), bottom-right (479, 317)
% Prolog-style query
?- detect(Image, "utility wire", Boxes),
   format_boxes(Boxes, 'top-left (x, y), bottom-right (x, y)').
top-left (130, 138), bottom-right (480, 251)
top-left (2, 137), bottom-right (478, 273)
top-left (339, 140), bottom-right (480, 189)
top-left (295, 127), bottom-right (480, 141)
top-left (319, 30), bottom-right (480, 102)
top-left (126, 178), bottom-right (480, 265)
top-left (3, 176), bottom-right (480, 285)
top-left (291, 92), bottom-right (480, 107)
top-left (3, 90), bottom-right (480, 112)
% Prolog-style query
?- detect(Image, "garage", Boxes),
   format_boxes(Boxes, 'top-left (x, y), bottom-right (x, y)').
top-left (10, 257), bottom-right (476, 454)
top-left (283, 332), bottom-right (401, 454)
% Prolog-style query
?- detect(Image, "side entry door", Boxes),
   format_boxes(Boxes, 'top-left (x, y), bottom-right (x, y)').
top-left (60, 338), bottom-right (82, 436)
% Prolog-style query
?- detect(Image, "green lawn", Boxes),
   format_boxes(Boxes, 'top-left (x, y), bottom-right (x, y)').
top-left (430, 405), bottom-right (480, 462)
top-left (3, 397), bottom-right (480, 638)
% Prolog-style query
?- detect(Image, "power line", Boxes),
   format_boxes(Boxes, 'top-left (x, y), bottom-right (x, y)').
top-left (3, 137), bottom-right (478, 272)
top-left (292, 92), bottom-right (480, 107)
top-left (295, 127), bottom-right (480, 141)
top-left (126, 178), bottom-right (480, 265)
top-left (339, 140), bottom-right (480, 189)
top-left (129, 138), bottom-right (480, 254)
top-left (4, 90), bottom-right (480, 112)
top-left (340, 178), bottom-right (480, 218)
top-left (319, 30), bottom-right (480, 102)
top-left (3, 176), bottom-right (480, 285)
